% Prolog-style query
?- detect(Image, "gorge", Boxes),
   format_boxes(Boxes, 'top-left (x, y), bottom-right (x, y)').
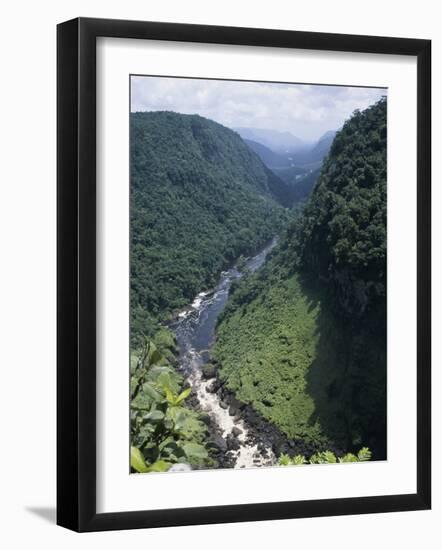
top-left (130, 98), bottom-right (387, 472)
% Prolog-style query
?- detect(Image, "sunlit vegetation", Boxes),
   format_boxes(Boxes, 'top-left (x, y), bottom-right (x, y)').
top-left (214, 268), bottom-right (339, 444)
top-left (278, 447), bottom-right (372, 466)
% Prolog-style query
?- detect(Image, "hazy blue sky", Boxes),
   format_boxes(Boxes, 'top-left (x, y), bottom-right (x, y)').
top-left (131, 76), bottom-right (386, 142)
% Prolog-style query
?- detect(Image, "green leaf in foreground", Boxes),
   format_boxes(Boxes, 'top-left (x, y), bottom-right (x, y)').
top-left (143, 409), bottom-right (165, 422)
top-left (278, 448), bottom-right (372, 467)
top-left (145, 460), bottom-right (171, 473)
top-left (357, 447), bottom-right (372, 462)
top-left (131, 341), bottom-right (212, 471)
top-left (175, 387), bottom-right (191, 405)
top-left (183, 442), bottom-right (209, 460)
top-left (338, 453), bottom-right (358, 463)
top-left (278, 453), bottom-right (292, 466)
top-left (130, 446), bottom-right (149, 473)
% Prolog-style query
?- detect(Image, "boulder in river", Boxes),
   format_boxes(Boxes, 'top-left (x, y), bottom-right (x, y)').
top-left (231, 397), bottom-right (245, 411)
top-left (199, 412), bottom-right (211, 426)
top-left (226, 434), bottom-right (241, 451)
top-left (232, 426), bottom-right (243, 437)
top-left (222, 452), bottom-right (237, 468)
top-left (202, 363), bottom-right (217, 379)
top-left (209, 379), bottom-right (221, 392)
top-left (206, 381), bottom-right (218, 394)
top-left (200, 350), bottom-right (211, 363)
top-left (210, 435), bottom-right (228, 452)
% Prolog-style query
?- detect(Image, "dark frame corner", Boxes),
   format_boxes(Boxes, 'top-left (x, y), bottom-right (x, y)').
top-left (57, 17), bottom-right (431, 532)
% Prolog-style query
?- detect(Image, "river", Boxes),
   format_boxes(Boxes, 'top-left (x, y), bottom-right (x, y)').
top-left (171, 239), bottom-right (277, 469)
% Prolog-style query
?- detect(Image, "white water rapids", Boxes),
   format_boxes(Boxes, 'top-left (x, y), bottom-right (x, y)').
top-left (187, 349), bottom-right (275, 468)
top-left (172, 241), bottom-right (278, 469)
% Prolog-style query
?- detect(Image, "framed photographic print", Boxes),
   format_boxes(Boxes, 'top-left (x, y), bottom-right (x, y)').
top-left (57, 17), bottom-right (431, 532)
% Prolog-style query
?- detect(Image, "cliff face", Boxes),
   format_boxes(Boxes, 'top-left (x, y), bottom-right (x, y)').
top-left (300, 98), bottom-right (387, 321)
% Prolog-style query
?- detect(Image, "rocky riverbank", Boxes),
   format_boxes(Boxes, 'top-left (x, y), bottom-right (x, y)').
top-left (198, 364), bottom-right (342, 467)
top-left (171, 238), bottom-right (342, 469)
top-left (181, 351), bottom-right (276, 469)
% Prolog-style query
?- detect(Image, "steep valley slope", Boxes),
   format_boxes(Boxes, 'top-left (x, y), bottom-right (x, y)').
top-left (130, 111), bottom-right (291, 345)
top-left (213, 99), bottom-right (387, 459)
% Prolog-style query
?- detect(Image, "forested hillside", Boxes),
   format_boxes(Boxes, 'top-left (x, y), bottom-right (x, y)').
top-left (277, 167), bottom-right (321, 203)
top-left (241, 128), bottom-right (337, 204)
top-left (214, 98), bottom-right (387, 458)
top-left (130, 111), bottom-right (290, 345)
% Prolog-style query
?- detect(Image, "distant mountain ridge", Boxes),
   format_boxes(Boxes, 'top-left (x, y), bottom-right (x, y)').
top-left (233, 127), bottom-right (307, 153)
top-left (291, 130), bottom-right (337, 166)
top-left (243, 139), bottom-right (292, 169)
top-left (238, 127), bottom-right (337, 168)
top-left (240, 128), bottom-right (338, 203)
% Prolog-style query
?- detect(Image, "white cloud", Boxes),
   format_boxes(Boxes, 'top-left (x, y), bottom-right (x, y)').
top-left (131, 76), bottom-right (386, 141)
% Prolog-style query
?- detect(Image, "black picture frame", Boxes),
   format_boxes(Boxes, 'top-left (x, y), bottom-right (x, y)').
top-left (57, 17), bottom-right (431, 532)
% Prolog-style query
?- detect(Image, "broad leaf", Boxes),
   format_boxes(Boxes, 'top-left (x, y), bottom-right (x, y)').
top-left (183, 442), bottom-right (208, 460)
top-left (158, 372), bottom-right (173, 393)
top-left (131, 446), bottom-right (149, 473)
top-left (145, 460), bottom-right (171, 473)
top-left (176, 387), bottom-right (191, 405)
top-left (141, 382), bottom-right (163, 403)
top-left (147, 343), bottom-right (163, 366)
top-left (143, 409), bottom-right (165, 422)
top-left (164, 386), bottom-right (177, 406)
top-left (131, 392), bottom-right (152, 411)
